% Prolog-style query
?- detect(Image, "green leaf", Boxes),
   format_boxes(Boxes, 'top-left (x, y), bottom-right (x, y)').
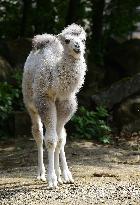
top-left (71, 106), bottom-right (111, 143)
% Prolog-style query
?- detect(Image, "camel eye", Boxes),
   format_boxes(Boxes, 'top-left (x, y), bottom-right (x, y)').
top-left (65, 39), bottom-right (70, 44)
top-left (82, 39), bottom-right (85, 43)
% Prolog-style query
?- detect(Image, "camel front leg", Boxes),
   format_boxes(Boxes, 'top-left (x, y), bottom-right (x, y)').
top-left (59, 128), bottom-right (74, 183)
top-left (35, 96), bottom-right (58, 188)
top-left (55, 96), bottom-right (77, 183)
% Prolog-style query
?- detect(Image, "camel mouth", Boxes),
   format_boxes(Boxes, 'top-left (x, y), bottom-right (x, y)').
top-left (73, 48), bottom-right (81, 54)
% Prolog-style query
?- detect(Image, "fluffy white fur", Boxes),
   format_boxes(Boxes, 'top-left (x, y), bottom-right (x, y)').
top-left (22, 24), bottom-right (87, 188)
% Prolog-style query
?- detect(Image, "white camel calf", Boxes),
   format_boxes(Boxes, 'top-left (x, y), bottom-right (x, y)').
top-left (22, 24), bottom-right (87, 188)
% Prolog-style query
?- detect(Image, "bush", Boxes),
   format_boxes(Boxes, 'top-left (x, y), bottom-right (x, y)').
top-left (0, 70), bottom-right (24, 136)
top-left (71, 106), bottom-right (111, 144)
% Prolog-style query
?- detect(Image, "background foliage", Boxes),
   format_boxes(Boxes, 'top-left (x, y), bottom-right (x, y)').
top-left (0, 70), bottom-right (23, 136)
top-left (71, 106), bottom-right (111, 143)
top-left (0, 0), bottom-right (140, 140)
top-left (0, 0), bottom-right (140, 64)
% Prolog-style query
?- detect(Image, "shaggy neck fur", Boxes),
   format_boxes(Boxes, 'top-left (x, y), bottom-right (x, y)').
top-left (55, 51), bottom-right (86, 98)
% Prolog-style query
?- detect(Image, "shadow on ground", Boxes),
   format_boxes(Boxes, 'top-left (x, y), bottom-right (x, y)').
top-left (0, 136), bottom-right (140, 205)
top-left (0, 136), bottom-right (139, 173)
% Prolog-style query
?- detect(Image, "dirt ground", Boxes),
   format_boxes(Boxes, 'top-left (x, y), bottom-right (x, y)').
top-left (0, 136), bottom-right (140, 205)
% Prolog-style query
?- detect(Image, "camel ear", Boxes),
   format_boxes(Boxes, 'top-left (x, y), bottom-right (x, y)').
top-left (32, 35), bottom-right (41, 49)
top-left (57, 33), bottom-right (65, 42)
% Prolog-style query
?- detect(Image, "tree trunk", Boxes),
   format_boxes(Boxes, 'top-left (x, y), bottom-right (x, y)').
top-left (65, 0), bottom-right (81, 26)
top-left (90, 0), bottom-right (105, 63)
top-left (35, 0), bottom-right (55, 34)
top-left (20, 0), bottom-right (31, 37)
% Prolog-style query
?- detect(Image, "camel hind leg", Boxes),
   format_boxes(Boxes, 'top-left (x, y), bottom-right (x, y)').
top-left (28, 105), bottom-right (46, 181)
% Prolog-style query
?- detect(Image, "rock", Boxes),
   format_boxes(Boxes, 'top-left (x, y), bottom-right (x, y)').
top-left (14, 111), bottom-right (31, 136)
top-left (114, 39), bottom-right (140, 75)
top-left (113, 94), bottom-right (140, 132)
top-left (92, 73), bottom-right (140, 132)
top-left (104, 39), bottom-right (140, 87)
top-left (88, 39), bottom-right (140, 107)
top-left (86, 62), bottom-right (105, 93)
top-left (0, 38), bottom-right (32, 69)
top-left (0, 40), bottom-right (11, 62)
top-left (6, 38), bottom-right (32, 68)
top-left (80, 62), bottom-right (105, 108)
top-left (0, 56), bottom-right (12, 81)
top-left (91, 73), bottom-right (140, 109)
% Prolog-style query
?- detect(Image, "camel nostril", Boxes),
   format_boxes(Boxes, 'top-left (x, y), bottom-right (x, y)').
top-left (74, 43), bottom-right (80, 48)
top-left (75, 45), bottom-right (80, 50)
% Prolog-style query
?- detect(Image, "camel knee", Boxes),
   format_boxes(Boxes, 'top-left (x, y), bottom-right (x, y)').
top-left (44, 136), bottom-right (58, 150)
top-left (57, 128), bottom-right (67, 149)
top-left (56, 139), bottom-right (63, 150)
top-left (32, 124), bottom-right (43, 145)
top-left (47, 140), bottom-right (57, 149)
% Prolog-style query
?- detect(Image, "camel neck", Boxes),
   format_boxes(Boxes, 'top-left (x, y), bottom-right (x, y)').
top-left (62, 52), bottom-right (80, 64)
